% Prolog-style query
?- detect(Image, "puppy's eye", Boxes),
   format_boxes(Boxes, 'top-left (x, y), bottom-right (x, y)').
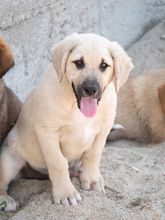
top-left (99, 61), bottom-right (109, 72)
top-left (73, 59), bottom-right (85, 69)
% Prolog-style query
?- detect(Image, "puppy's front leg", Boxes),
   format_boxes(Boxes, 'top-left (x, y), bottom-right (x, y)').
top-left (36, 130), bottom-right (81, 206)
top-left (80, 129), bottom-right (108, 194)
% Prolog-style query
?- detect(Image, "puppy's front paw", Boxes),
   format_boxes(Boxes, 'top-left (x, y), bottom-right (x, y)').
top-left (80, 171), bottom-right (105, 193)
top-left (0, 195), bottom-right (19, 212)
top-left (53, 183), bottom-right (82, 206)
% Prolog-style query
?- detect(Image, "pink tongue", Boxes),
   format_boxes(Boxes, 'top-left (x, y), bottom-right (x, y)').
top-left (80, 97), bottom-right (97, 118)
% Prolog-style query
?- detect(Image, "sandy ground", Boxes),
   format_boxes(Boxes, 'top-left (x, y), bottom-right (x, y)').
top-left (1, 21), bottom-right (165, 220)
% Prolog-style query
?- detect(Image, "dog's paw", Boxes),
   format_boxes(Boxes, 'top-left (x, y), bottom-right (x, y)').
top-left (80, 171), bottom-right (105, 193)
top-left (0, 195), bottom-right (19, 212)
top-left (53, 184), bottom-right (82, 206)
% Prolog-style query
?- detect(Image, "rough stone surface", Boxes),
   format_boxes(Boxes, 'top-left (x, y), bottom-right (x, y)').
top-left (99, 0), bottom-right (165, 48)
top-left (0, 1), bottom-right (165, 219)
top-left (128, 21), bottom-right (165, 74)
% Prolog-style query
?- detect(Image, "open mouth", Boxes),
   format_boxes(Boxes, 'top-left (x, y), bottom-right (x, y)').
top-left (80, 97), bottom-right (97, 117)
top-left (72, 82), bottom-right (101, 118)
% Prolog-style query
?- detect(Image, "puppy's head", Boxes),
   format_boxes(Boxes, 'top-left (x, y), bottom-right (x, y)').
top-left (158, 81), bottom-right (165, 113)
top-left (0, 36), bottom-right (14, 78)
top-left (51, 33), bottom-right (133, 117)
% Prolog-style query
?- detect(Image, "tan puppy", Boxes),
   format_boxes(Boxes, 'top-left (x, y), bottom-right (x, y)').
top-left (0, 36), bottom-right (22, 145)
top-left (0, 33), bottom-right (133, 211)
top-left (107, 69), bottom-right (165, 143)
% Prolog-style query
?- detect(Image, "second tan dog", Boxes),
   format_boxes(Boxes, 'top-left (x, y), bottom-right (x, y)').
top-left (107, 69), bottom-right (165, 143)
top-left (0, 33), bottom-right (133, 211)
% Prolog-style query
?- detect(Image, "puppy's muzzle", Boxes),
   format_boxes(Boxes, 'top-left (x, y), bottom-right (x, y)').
top-left (72, 80), bottom-right (102, 118)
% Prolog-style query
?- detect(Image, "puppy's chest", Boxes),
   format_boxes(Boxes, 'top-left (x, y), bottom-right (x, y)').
top-left (60, 113), bottom-right (100, 161)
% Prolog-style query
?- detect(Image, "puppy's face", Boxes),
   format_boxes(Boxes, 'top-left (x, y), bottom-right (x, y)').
top-left (51, 33), bottom-right (133, 117)
top-left (66, 36), bottom-right (114, 117)
top-left (0, 36), bottom-right (14, 78)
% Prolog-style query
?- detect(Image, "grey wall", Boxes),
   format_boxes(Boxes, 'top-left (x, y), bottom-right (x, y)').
top-left (0, 0), bottom-right (165, 101)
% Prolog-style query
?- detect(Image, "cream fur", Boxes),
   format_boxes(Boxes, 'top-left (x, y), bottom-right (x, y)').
top-left (108, 69), bottom-right (165, 143)
top-left (0, 33), bottom-right (133, 210)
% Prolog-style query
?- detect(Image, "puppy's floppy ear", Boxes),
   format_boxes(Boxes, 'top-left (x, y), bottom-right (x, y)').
top-left (158, 81), bottom-right (165, 113)
top-left (109, 41), bottom-right (133, 93)
top-left (51, 34), bottom-right (78, 82)
top-left (0, 36), bottom-right (14, 78)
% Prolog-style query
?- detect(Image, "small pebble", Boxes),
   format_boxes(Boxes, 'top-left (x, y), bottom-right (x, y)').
top-left (132, 166), bottom-right (140, 172)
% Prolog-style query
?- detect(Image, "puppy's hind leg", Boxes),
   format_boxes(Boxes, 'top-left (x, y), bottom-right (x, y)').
top-left (0, 146), bottom-right (25, 212)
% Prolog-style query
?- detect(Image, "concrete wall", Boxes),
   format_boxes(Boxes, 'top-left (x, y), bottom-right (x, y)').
top-left (0, 0), bottom-right (165, 101)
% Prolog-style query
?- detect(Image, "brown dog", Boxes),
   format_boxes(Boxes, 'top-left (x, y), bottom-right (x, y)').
top-left (107, 69), bottom-right (165, 143)
top-left (0, 36), bottom-right (22, 145)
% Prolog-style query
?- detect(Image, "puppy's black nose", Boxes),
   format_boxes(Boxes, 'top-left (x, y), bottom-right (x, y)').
top-left (83, 84), bottom-right (98, 96)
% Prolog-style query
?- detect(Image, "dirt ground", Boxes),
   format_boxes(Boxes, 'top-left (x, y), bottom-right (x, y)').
top-left (1, 21), bottom-right (165, 220)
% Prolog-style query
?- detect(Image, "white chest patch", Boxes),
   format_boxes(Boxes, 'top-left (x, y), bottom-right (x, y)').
top-left (60, 108), bottom-right (100, 162)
